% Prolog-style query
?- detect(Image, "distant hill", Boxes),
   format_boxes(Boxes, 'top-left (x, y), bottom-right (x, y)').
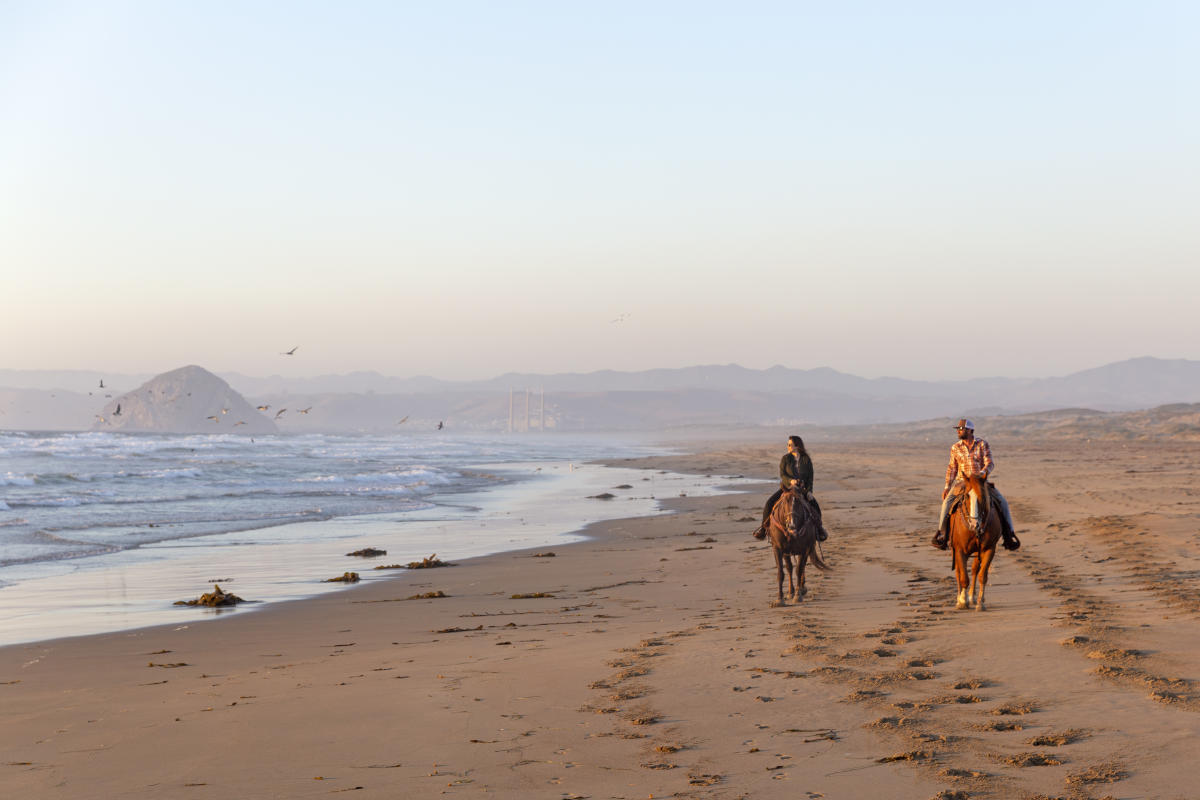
top-left (803, 403), bottom-right (1200, 444)
top-left (3, 357), bottom-right (1198, 432)
top-left (92, 366), bottom-right (278, 434)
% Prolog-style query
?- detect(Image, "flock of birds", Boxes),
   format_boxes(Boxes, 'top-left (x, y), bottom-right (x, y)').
top-left (93, 346), bottom-right (446, 431)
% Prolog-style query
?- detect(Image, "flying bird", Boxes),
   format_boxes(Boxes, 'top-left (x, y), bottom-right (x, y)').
top-left (274, 408), bottom-right (287, 419)
top-left (114, 404), bottom-right (121, 416)
top-left (610, 312), bottom-right (631, 324)
top-left (95, 415), bottom-right (105, 423)
top-left (99, 379), bottom-right (105, 389)
top-left (298, 407), bottom-right (312, 414)
top-left (437, 421), bottom-right (444, 430)
top-left (234, 421), bottom-right (246, 427)
top-left (221, 407), bottom-right (229, 415)
top-left (206, 415), bottom-right (219, 422)
top-left (281, 346), bottom-right (298, 356)
top-left (396, 415), bottom-right (409, 425)
top-left (257, 405), bottom-right (270, 411)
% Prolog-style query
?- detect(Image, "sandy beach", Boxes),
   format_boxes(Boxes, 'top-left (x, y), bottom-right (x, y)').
top-left (3, 436), bottom-right (1199, 799)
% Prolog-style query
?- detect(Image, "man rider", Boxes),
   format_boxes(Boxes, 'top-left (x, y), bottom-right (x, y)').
top-left (753, 435), bottom-right (826, 542)
top-left (932, 418), bottom-right (1020, 551)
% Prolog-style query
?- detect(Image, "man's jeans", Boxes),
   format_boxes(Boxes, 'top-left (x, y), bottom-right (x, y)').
top-left (938, 479), bottom-right (1014, 532)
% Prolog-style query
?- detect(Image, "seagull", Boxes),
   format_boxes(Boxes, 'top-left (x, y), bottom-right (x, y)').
top-left (95, 415), bottom-right (105, 423)
top-left (114, 404), bottom-right (122, 416)
top-left (99, 379), bottom-right (105, 389)
top-left (256, 405), bottom-right (270, 411)
top-left (298, 407), bottom-right (312, 414)
top-left (437, 420), bottom-right (444, 430)
top-left (206, 415), bottom-right (219, 422)
top-left (396, 415), bottom-right (409, 425)
top-left (281, 346), bottom-right (298, 356)
top-left (274, 408), bottom-right (287, 419)
top-left (234, 421), bottom-right (246, 427)
top-left (220, 408), bottom-right (229, 415)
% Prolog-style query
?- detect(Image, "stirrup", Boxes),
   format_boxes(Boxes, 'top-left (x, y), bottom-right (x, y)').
top-left (931, 531), bottom-right (948, 550)
top-left (752, 525), bottom-right (767, 540)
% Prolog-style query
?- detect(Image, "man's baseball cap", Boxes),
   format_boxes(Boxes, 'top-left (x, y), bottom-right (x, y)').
top-left (955, 418), bottom-right (975, 430)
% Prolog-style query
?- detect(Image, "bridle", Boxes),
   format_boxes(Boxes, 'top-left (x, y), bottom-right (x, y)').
top-left (955, 478), bottom-right (990, 540)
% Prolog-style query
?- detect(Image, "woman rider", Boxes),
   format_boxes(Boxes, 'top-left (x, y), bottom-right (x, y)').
top-left (753, 435), bottom-right (825, 541)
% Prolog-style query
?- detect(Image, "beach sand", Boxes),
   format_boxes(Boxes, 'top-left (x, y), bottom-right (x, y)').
top-left (3, 437), bottom-right (1199, 799)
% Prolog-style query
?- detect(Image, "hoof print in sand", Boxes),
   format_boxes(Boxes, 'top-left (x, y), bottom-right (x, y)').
top-left (877, 750), bottom-right (933, 763)
top-left (1065, 761), bottom-right (1127, 786)
top-left (1002, 751), bottom-right (1063, 767)
top-left (1026, 729), bottom-right (1089, 746)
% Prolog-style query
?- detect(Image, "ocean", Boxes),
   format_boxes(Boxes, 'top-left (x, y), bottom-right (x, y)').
top-left (0, 431), bottom-right (750, 645)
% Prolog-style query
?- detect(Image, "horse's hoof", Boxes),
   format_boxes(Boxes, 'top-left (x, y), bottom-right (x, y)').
top-left (769, 599), bottom-right (786, 608)
top-left (955, 600), bottom-right (968, 610)
top-left (800, 586), bottom-right (809, 596)
top-left (975, 603), bottom-right (986, 612)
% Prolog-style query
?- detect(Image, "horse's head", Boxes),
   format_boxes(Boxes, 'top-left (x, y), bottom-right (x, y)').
top-left (960, 474), bottom-right (990, 535)
top-left (784, 489), bottom-right (806, 536)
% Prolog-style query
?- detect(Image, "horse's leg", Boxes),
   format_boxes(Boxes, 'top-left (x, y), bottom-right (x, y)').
top-left (953, 545), bottom-right (969, 610)
top-left (773, 546), bottom-right (785, 606)
top-left (785, 552), bottom-right (797, 601)
top-left (796, 547), bottom-right (809, 601)
top-left (975, 546), bottom-right (996, 611)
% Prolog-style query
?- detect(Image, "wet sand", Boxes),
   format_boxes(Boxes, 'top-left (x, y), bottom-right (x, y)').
top-left (2, 438), bottom-right (1199, 799)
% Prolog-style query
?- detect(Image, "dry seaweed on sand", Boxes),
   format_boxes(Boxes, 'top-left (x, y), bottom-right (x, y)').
top-left (346, 547), bottom-right (387, 557)
top-left (510, 592), bottom-right (555, 599)
top-left (174, 584), bottom-right (244, 607)
top-left (325, 572), bottom-right (360, 583)
top-left (531, 551), bottom-right (556, 557)
top-left (406, 590), bottom-right (446, 600)
top-left (404, 554), bottom-right (452, 569)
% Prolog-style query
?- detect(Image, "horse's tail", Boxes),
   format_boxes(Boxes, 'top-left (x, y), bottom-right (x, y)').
top-left (808, 525), bottom-right (831, 571)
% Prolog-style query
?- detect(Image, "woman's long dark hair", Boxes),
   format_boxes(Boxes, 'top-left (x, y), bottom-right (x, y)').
top-left (788, 435), bottom-right (808, 458)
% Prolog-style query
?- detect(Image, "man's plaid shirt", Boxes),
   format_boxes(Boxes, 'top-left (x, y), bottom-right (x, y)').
top-left (945, 437), bottom-right (994, 488)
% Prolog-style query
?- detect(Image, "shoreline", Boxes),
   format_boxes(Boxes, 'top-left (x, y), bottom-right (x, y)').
top-left (4, 438), bottom-right (1199, 799)
top-left (0, 458), bottom-right (748, 648)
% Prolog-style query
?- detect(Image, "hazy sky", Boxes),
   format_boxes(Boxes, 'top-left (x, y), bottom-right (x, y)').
top-left (2, 1), bottom-right (1197, 381)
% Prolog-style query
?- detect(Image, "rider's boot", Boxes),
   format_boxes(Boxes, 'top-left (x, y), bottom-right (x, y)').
top-left (752, 520), bottom-right (767, 540)
top-left (1000, 518), bottom-right (1021, 551)
top-left (931, 518), bottom-right (949, 550)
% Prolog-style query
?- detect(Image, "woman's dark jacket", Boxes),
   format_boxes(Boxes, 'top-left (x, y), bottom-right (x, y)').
top-left (779, 452), bottom-right (814, 493)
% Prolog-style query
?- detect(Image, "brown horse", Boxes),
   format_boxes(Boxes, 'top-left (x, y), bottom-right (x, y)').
top-left (949, 473), bottom-right (1002, 610)
top-left (767, 489), bottom-right (830, 605)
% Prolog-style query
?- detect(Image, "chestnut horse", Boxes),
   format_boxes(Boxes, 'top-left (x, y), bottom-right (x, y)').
top-left (949, 473), bottom-right (1002, 610)
top-left (767, 489), bottom-right (829, 605)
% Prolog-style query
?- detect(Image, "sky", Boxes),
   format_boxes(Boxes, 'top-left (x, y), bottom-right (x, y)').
top-left (2, 1), bottom-right (1197, 381)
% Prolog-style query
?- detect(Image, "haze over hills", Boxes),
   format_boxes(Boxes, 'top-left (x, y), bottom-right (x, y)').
top-left (1, 357), bottom-right (1198, 432)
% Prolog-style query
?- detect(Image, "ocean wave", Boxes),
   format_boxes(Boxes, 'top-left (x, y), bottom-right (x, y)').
top-left (297, 467), bottom-right (456, 487)
top-left (1, 473), bottom-right (36, 486)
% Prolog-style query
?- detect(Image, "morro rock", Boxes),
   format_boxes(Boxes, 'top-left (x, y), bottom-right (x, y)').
top-left (92, 365), bottom-right (278, 434)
